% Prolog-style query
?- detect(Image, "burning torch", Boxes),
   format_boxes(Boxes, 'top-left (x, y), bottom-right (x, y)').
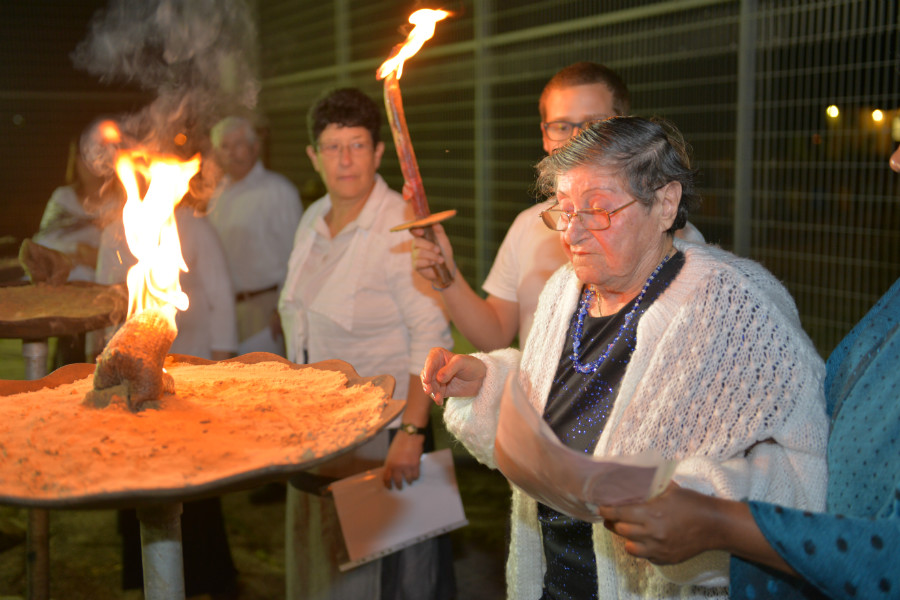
top-left (377, 9), bottom-right (455, 288)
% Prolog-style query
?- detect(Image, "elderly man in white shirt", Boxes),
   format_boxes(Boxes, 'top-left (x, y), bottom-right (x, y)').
top-left (208, 116), bottom-right (303, 356)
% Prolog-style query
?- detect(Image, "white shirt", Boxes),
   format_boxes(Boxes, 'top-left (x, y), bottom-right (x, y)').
top-left (482, 200), bottom-right (568, 345)
top-left (96, 207), bottom-right (239, 358)
top-left (483, 201), bottom-right (706, 345)
top-left (279, 175), bottom-right (452, 400)
top-left (33, 186), bottom-right (102, 282)
top-left (207, 161), bottom-right (302, 294)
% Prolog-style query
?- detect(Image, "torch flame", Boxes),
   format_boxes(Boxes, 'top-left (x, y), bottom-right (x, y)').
top-left (112, 134), bottom-right (199, 325)
top-left (376, 9), bottom-right (449, 80)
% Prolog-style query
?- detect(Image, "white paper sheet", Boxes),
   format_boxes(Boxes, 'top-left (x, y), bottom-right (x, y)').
top-left (494, 371), bottom-right (677, 522)
top-left (331, 448), bottom-right (468, 571)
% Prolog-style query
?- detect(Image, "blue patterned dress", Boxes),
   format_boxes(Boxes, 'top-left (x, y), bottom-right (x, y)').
top-left (730, 277), bottom-right (900, 599)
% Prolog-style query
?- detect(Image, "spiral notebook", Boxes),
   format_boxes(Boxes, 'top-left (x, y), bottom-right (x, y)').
top-left (331, 448), bottom-right (468, 571)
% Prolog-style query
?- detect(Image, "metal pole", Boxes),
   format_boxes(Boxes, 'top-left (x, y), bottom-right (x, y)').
top-left (474, 0), bottom-right (493, 284)
top-left (22, 340), bottom-right (48, 381)
top-left (25, 509), bottom-right (49, 600)
top-left (733, 0), bottom-right (758, 256)
top-left (334, 0), bottom-right (350, 86)
top-left (137, 502), bottom-right (186, 600)
top-left (22, 339), bottom-right (49, 600)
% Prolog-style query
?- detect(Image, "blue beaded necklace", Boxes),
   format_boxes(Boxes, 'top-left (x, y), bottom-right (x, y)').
top-left (571, 253), bottom-right (671, 374)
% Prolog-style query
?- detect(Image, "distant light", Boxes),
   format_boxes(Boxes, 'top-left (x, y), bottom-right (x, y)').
top-left (872, 109), bottom-right (884, 122)
top-left (174, 133), bottom-right (187, 146)
top-left (99, 120), bottom-right (121, 144)
top-left (826, 105), bottom-right (840, 119)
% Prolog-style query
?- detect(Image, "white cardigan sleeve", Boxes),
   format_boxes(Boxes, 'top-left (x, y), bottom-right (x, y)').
top-left (442, 263), bottom-right (581, 469)
top-left (443, 347), bottom-right (521, 468)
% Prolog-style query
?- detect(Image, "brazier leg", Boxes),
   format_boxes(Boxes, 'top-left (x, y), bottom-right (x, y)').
top-left (23, 339), bottom-right (49, 600)
top-left (137, 502), bottom-right (186, 600)
top-left (25, 508), bottom-right (49, 600)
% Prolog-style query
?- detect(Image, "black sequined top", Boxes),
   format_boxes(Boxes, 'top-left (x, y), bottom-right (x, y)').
top-left (537, 251), bottom-right (684, 600)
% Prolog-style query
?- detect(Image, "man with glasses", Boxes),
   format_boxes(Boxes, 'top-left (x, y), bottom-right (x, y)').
top-left (208, 116), bottom-right (303, 357)
top-left (411, 62), bottom-right (703, 351)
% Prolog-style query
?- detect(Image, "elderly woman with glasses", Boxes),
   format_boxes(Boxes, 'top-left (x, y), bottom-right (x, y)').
top-left (420, 116), bottom-right (829, 600)
top-left (595, 125), bottom-right (900, 600)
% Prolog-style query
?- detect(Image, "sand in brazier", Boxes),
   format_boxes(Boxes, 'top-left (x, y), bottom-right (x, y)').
top-left (0, 358), bottom-right (389, 501)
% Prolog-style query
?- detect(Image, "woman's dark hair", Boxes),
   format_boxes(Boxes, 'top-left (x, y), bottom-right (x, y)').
top-left (307, 87), bottom-right (381, 146)
top-left (535, 116), bottom-right (700, 233)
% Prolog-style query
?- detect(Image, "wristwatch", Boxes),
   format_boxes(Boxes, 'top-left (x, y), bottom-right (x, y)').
top-left (399, 422), bottom-right (424, 436)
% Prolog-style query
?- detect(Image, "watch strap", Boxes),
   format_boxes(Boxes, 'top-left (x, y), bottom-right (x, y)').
top-left (399, 422), bottom-right (424, 435)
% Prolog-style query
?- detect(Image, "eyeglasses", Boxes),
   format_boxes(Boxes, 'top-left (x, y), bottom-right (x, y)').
top-left (541, 119), bottom-right (602, 142)
top-left (539, 198), bottom-right (639, 231)
top-left (317, 141), bottom-right (372, 157)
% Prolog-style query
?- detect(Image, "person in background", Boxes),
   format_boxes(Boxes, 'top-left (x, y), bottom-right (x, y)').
top-left (409, 61), bottom-right (704, 352)
top-left (33, 134), bottom-right (120, 366)
top-left (278, 87), bottom-right (455, 600)
top-left (420, 117), bottom-right (828, 599)
top-left (595, 133), bottom-right (900, 600)
top-left (93, 206), bottom-right (239, 362)
top-left (208, 115), bottom-right (303, 357)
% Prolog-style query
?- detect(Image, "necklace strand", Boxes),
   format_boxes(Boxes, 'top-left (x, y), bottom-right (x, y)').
top-left (571, 254), bottom-right (671, 374)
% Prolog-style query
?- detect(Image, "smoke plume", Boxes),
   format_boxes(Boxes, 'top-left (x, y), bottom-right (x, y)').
top-left (72, 0), bottom-right (259, 206)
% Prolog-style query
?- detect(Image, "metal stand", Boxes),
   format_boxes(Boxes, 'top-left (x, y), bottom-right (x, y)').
top-left (22, 341), bottom-right (48, 381)
top-left (23, 340), bottom-right (50, 600)
top-left (25, 507), bottom-right (49, 600)
top-left (0, 350), bottom-right (400, 598)
top-left (137, 503), bottom-right (186, 600)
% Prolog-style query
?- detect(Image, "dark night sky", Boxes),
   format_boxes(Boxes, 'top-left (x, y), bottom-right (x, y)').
top-left (1, 1), bottom-right (148, 243)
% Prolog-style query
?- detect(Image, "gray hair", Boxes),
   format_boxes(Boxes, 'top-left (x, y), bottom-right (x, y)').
top-left (210, 115), bottom-right (258, 148)
top-left (535, 116), bottom-right (700, 232)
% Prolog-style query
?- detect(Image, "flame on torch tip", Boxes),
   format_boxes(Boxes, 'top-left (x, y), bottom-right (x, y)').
top-left (376, 9), bottom-right (450, 80)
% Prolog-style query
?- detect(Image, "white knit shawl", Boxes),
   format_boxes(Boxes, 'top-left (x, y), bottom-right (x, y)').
top-left (443, 240), bottom-right (829, 600)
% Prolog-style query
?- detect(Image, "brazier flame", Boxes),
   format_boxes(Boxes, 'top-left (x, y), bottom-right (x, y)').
top-left (116, 147), bottom-right (198, 322)
top-left (84, 124), bottom-right (201, 412)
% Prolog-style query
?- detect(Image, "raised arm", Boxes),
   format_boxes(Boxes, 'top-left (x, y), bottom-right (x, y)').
top-left (401, 180), bottom-right (520, 351)
top-left (411, 223), bottom-right (520, 351)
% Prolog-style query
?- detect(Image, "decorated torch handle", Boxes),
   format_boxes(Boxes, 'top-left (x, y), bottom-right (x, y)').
top-left (383, 73), bottom-right (454, 289)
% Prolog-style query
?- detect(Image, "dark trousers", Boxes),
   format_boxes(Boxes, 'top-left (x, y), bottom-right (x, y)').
top-left (380, 423), bottom-right (457, 600)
